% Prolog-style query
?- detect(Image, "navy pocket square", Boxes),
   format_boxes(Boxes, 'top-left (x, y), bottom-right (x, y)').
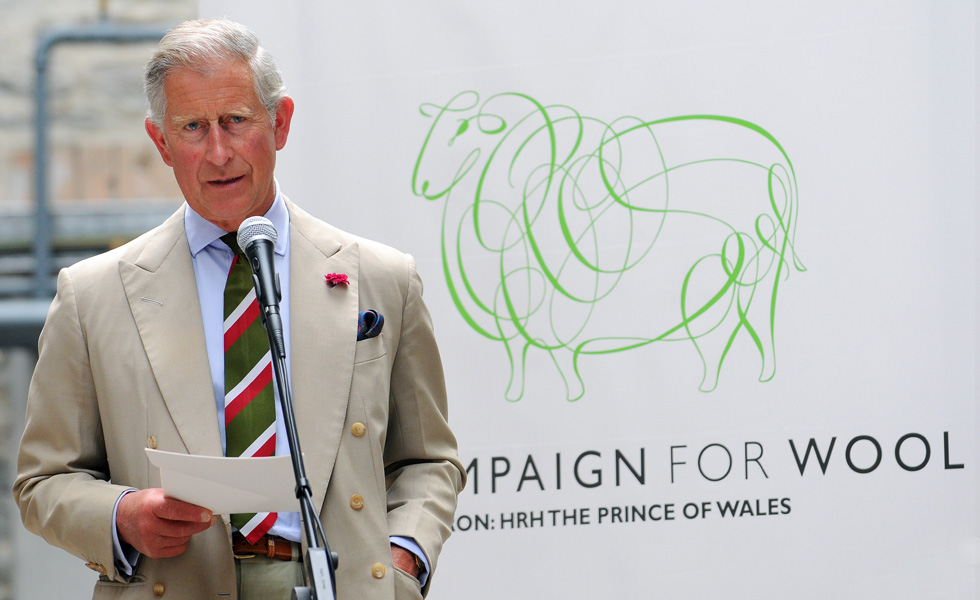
top-left (356, 310), bottom-right (384, 341)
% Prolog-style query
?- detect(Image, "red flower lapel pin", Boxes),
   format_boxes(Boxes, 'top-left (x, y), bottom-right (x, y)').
top-left (325, 273), bottom-right (349, 287)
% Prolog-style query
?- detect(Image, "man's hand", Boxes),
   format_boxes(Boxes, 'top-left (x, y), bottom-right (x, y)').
top-left (390, 544), bottom-right (421, 579)
top-left (116, 488), bottom-right (215, 558)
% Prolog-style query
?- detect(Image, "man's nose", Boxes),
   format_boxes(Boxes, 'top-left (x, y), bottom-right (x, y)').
top-left (204, 124), bottom-right (233, 164)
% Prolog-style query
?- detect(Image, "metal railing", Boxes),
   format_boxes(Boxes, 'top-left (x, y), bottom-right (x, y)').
top-left (1, 18), bottom-right (178, 349)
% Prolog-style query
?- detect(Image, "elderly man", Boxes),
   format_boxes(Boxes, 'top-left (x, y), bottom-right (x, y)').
top-left (14, 19), bottom-right (464, 600)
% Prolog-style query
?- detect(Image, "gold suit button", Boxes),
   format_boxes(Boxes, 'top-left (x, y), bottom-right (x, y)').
top-left (349, 494), bottom-right (364, 510)
top-left (153, 582), bottom-right (165, 597)
top-left (372, 562), bottom-right (386, 578)
top-left (147, 436), bottom-right (157, 449)
top-left (351, 422), bottom-right (366, 437)
top-left (84, 561), bottom-right (108, 575)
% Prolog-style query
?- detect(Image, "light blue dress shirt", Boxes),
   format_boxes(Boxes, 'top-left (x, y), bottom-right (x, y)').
top-left (183, 183), bottom-right (300, 542)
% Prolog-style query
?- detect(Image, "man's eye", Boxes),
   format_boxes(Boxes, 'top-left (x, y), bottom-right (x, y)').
top-left (230, 116), bottom-right (246, 124)
top-left (186, 122), bottom-right (201, 131)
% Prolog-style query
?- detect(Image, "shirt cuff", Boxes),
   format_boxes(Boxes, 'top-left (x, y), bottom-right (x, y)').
top-left (389, 536), bottom-right (430, 587)
top-left (111, 489), bottom-right (141, 576)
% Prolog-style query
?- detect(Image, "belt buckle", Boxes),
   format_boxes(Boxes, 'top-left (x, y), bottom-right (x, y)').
top-left (232, 533), bottom-right (258, 560)
top-left (233, 534), bottom-right (297, 561)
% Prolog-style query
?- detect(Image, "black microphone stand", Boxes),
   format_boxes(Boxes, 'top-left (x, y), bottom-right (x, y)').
top-left (254, 274), bottom-right (339, 600)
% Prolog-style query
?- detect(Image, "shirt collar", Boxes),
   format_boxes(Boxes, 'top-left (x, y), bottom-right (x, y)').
top-left (185, 179), bottom-right (289, 257)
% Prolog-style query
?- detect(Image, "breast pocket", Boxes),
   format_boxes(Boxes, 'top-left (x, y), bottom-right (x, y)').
top-left (353, 333), bottom-right (386, 364)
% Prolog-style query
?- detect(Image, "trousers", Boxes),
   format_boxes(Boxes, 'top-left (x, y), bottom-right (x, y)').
top-left (235, 555), bottom-right (305, 600)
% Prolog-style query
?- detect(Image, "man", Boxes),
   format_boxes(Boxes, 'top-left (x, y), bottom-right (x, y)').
top-left (14, 19), bottom-right (464, 599)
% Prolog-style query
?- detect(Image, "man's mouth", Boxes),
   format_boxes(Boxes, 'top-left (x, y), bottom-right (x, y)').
top-left (209, 175), bottom-right (245, 187)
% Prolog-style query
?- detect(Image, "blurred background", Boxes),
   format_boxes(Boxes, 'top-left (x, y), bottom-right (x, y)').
top-left (0, 1), bottom-right (194, 596)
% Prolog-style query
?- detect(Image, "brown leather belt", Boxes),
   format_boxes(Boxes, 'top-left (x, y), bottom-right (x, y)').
top-left (232, 532), bottom-right (301, 561)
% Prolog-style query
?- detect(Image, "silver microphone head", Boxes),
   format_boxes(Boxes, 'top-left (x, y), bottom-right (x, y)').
top-left (237, 215), bottom-right (278, 250)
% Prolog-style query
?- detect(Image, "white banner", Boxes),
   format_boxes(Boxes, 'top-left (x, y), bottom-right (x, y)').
top-left (201, 2), bottom-right (976, 598)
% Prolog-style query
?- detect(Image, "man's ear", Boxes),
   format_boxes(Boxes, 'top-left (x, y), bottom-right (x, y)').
top-left (145, 117), bottom-right (173, 167)
top-left (274, 96), bottom-right (295, 151)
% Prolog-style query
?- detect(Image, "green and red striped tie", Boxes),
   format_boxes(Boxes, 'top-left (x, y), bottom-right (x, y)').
top-left (221, 233), bottom-right (277, 543)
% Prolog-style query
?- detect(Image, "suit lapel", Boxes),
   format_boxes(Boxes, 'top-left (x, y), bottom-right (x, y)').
top-left (288, 203), bottom-right (360, 510)
top-left (118, 209), bottom-right (223, 457)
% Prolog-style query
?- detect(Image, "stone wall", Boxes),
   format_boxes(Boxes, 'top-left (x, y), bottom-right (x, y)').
top-left (0, 0), bottom-right (197, 210)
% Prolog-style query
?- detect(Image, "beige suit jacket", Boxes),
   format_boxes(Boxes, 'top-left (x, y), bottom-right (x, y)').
top-left (14, 200), bottom-right (464, 599)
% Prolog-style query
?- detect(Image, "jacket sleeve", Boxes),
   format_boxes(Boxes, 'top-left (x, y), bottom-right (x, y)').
top-left (13, 267), bottom-right (131, 581)
top-left (383, 256), bottom-right (466, 595)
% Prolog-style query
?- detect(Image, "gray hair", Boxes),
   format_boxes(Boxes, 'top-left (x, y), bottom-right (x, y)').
top-left (144, 19), bottom-right (286, 126)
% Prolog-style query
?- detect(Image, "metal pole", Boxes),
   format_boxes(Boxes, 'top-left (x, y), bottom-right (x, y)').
top-left (32, 22), bottom-right (175, 298)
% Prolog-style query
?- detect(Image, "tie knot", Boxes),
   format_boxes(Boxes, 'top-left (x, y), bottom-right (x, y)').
top-left (220, 233), bottom-right (245, 257)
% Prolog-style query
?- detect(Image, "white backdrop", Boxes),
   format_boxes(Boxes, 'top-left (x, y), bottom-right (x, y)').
top-left (198, 2), bottom-right (976, 598)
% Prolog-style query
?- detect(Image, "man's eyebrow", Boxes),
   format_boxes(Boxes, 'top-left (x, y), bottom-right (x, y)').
top-left (169, 107), bottom-right (258, 127)
top-left (169, 114), bottom-right (198, 128)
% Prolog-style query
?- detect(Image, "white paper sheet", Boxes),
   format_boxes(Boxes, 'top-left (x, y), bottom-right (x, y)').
top-left (145, 448), bottom-right (301, 514)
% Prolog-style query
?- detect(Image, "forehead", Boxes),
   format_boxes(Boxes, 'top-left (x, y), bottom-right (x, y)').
top-left (164, 60), bottom-right (261, 119)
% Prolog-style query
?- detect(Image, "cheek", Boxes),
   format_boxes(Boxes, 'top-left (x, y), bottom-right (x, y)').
top-left (238, 134), bottom-right (278, 168)
top-left (169, 147), bottom-right (205, 176)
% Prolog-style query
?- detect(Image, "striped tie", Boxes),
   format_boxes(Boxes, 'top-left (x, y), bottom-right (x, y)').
top-left (221, 233), bottom-right (277, 543)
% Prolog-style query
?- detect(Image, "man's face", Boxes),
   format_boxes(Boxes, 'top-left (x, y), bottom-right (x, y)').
top-left (145, 60), bottom-right (294, 231)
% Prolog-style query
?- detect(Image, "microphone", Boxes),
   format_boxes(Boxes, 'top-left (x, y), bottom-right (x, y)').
top-left (237, 216), bottom-right (285, 357)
